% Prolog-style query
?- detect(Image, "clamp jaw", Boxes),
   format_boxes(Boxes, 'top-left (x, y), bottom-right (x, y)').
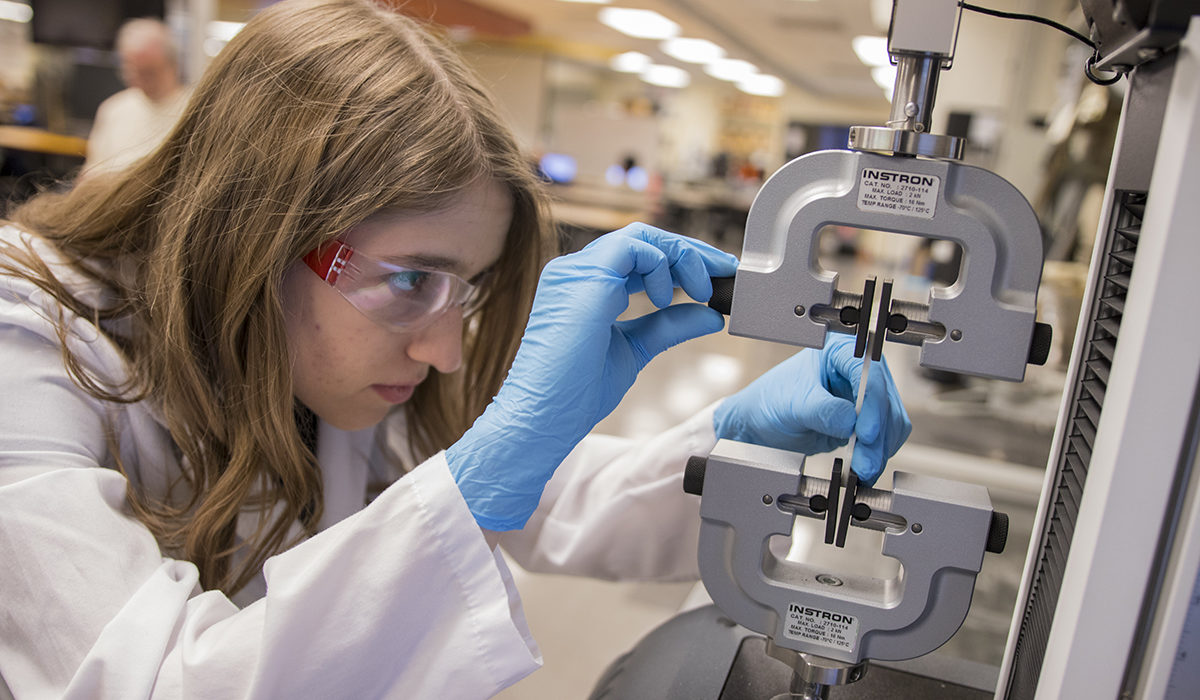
top-left (726, 149), bottom-right (1051, 381)
top-left (714, 0), bottom-right (1050, 381)
top-left (685, 440), bottom-right (1007, 667)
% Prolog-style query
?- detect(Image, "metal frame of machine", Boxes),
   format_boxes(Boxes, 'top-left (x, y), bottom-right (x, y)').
top-left (999, 10), bottom-right (1200, 699)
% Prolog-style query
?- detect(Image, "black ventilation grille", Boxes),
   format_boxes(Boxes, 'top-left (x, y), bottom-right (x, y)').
top-left (1007, 190), bottom-right (1145, 698)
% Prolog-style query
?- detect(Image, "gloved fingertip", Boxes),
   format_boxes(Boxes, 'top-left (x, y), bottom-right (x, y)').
top-left (855, 409), bottom-right (882, 443)
top-left (889, 419), bottom-right (912, 456)
top-left (623, 304), bottom-right (726, 363)
top-left (644, 274), bottom-right (675, 308)
top-left (826, 402), bottom-right (857, 440)
top-left (829, 339), bottom-right (863, 378)
top-left (663, 309), bottom-right (724, 345)
top-left (794, 390), bottom-right (856, 440)
top-left (700, 312), bottom-right (727, 336)
top-left (676, 249), bottom-right (717, 303)
top-left (850, 449), bottom-right (884, 487)
top-left (673, 303), bottom-right (727, 334)
top-left (649, 288), bottom-right (674, 309)
top-left (827, 333), bottom-right (855, 351)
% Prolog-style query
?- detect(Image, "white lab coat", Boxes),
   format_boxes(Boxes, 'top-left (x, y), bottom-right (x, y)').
top-left (0, 226), bottom-right (717, 699)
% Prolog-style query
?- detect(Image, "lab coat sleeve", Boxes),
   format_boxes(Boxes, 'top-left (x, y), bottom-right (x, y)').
top-left (498, 405), bottom-right (720, 582)
top-left (0, 286), bottom-right (541, 698)
top-left (0, 461), bottom-right (541, 699)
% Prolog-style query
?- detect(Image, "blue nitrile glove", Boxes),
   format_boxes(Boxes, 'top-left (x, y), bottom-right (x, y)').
top-left (712, 334), bottom-right (911, 485)
top-left (446, 224), bottom-right (739, 531)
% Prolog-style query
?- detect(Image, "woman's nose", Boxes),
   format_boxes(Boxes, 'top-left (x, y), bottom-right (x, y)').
top-left (404, 306), bottom-right (464, 374)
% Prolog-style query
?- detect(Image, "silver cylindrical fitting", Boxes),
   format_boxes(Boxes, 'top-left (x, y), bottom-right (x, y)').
top-left (888, 53), bottom-right (942, 133)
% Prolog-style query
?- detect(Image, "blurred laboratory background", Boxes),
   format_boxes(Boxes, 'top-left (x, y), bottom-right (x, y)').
top-left (0, 1), bottom-right (1119, 698)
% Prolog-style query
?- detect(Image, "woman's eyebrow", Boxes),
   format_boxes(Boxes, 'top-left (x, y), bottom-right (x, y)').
top-left (378, 253), bottom-right (465, 275)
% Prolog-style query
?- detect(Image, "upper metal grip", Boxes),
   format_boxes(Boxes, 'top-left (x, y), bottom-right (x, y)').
top-left (727, 149), bottom-right (1044, 382)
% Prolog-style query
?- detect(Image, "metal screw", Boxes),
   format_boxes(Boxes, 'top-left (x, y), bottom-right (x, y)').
top-left (904, 102), bottom-right (919, 118)
top-left (816, 574), bottom-right (844, 587)
top-left (762, 494), bottom-right (774, 505)
top-left (911, 523), bottom-right (923, 534)
top-left (950, 329), bottom-right (962, 341)
top-left (794, 305), bottom-right (806, 317)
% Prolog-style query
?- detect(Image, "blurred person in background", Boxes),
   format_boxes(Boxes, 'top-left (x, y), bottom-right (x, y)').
top-left (83, 18), bottom-right (188, 176)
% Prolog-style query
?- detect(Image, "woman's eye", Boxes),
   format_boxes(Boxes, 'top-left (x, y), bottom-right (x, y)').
top-left (387, 270), bottom-right (429, 294)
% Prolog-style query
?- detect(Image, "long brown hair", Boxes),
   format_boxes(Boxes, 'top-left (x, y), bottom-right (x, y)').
top-left (2, 0), bottom-right (553, 594)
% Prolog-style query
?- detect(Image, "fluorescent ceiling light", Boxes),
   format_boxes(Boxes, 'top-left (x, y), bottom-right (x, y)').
top-left (699, 353), bottom-right (743, 388)
top-left (610, 51), bottom-right (651, 73)
top-left (871, 65), bottom-right (897, 91)
top-left (704, 58), bottom-right (757, 82)
top-left (737, 73), bottom-right (784, 97)
top-left (205, 20), bottom-right (245, 56)
top-left (641, 64), bottom-right (690, 88)
top-left (208, 20), bottom-right (245, 42)
top-left (599, 7), bottom-right (680, 40)
top-left (203, 38), bottom-right (227, 57)
top-left (852, 35), bottom-right (890, 67)
top-left (662, 37), bottom-right (724, 64)
top-left (0, 1), bottom-right (32, 23)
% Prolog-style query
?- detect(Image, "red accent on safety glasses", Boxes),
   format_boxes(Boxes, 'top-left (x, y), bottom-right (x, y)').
top-left (303, 240), bottom-right (353, 285)
top-left (302, 238), bottom-right (482, 331)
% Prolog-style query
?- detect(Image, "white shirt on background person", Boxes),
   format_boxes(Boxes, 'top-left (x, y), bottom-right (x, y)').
top-left (83, 87), bottom-right (189, 176)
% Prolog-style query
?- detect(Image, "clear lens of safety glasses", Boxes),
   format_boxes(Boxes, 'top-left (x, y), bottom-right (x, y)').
top-left (303, 239), bottom-right (481, 330)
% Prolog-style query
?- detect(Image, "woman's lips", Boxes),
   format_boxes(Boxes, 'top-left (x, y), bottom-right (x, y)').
top-left (371, 384), bottom-right (416, 404)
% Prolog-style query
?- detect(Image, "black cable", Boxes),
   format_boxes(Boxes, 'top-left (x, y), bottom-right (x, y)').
top-left (1085, 54), bottom-right (1125, 85)
top-left (959, 2), bottom-right (1094, 49)
top-left (958, 2), bottom-right (1126, 85)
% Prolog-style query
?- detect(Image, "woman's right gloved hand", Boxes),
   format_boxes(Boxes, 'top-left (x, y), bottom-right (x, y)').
top-left (712, 335), bottom-right (911, 486)
top-left (445, 224), bottom-right (739, 532)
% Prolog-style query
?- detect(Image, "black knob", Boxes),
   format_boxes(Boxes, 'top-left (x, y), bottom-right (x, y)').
top-left (1027, 322), bottom-right (1053, 366)
top-left (886, 313), bottom-right (909, 334)
top-left (683, 456), bottom-right (707, 496)
top-left (708, 276), bottom-right (735, 316)
top-left (986, 511), bottom-right (1009, 554)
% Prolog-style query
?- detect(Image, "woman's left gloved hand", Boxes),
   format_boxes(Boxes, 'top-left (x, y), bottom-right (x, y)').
top-left (447, 224), bottom-right (739, 531)
top-left (712, 334), bottom-right (911, 485)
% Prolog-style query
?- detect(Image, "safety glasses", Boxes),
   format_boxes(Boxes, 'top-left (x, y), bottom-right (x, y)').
top-left (303, 238), bottom-right (485, 330)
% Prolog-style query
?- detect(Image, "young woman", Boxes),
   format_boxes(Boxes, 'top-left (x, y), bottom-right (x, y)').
top-left (0, 0), bottom-right (909, 697)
